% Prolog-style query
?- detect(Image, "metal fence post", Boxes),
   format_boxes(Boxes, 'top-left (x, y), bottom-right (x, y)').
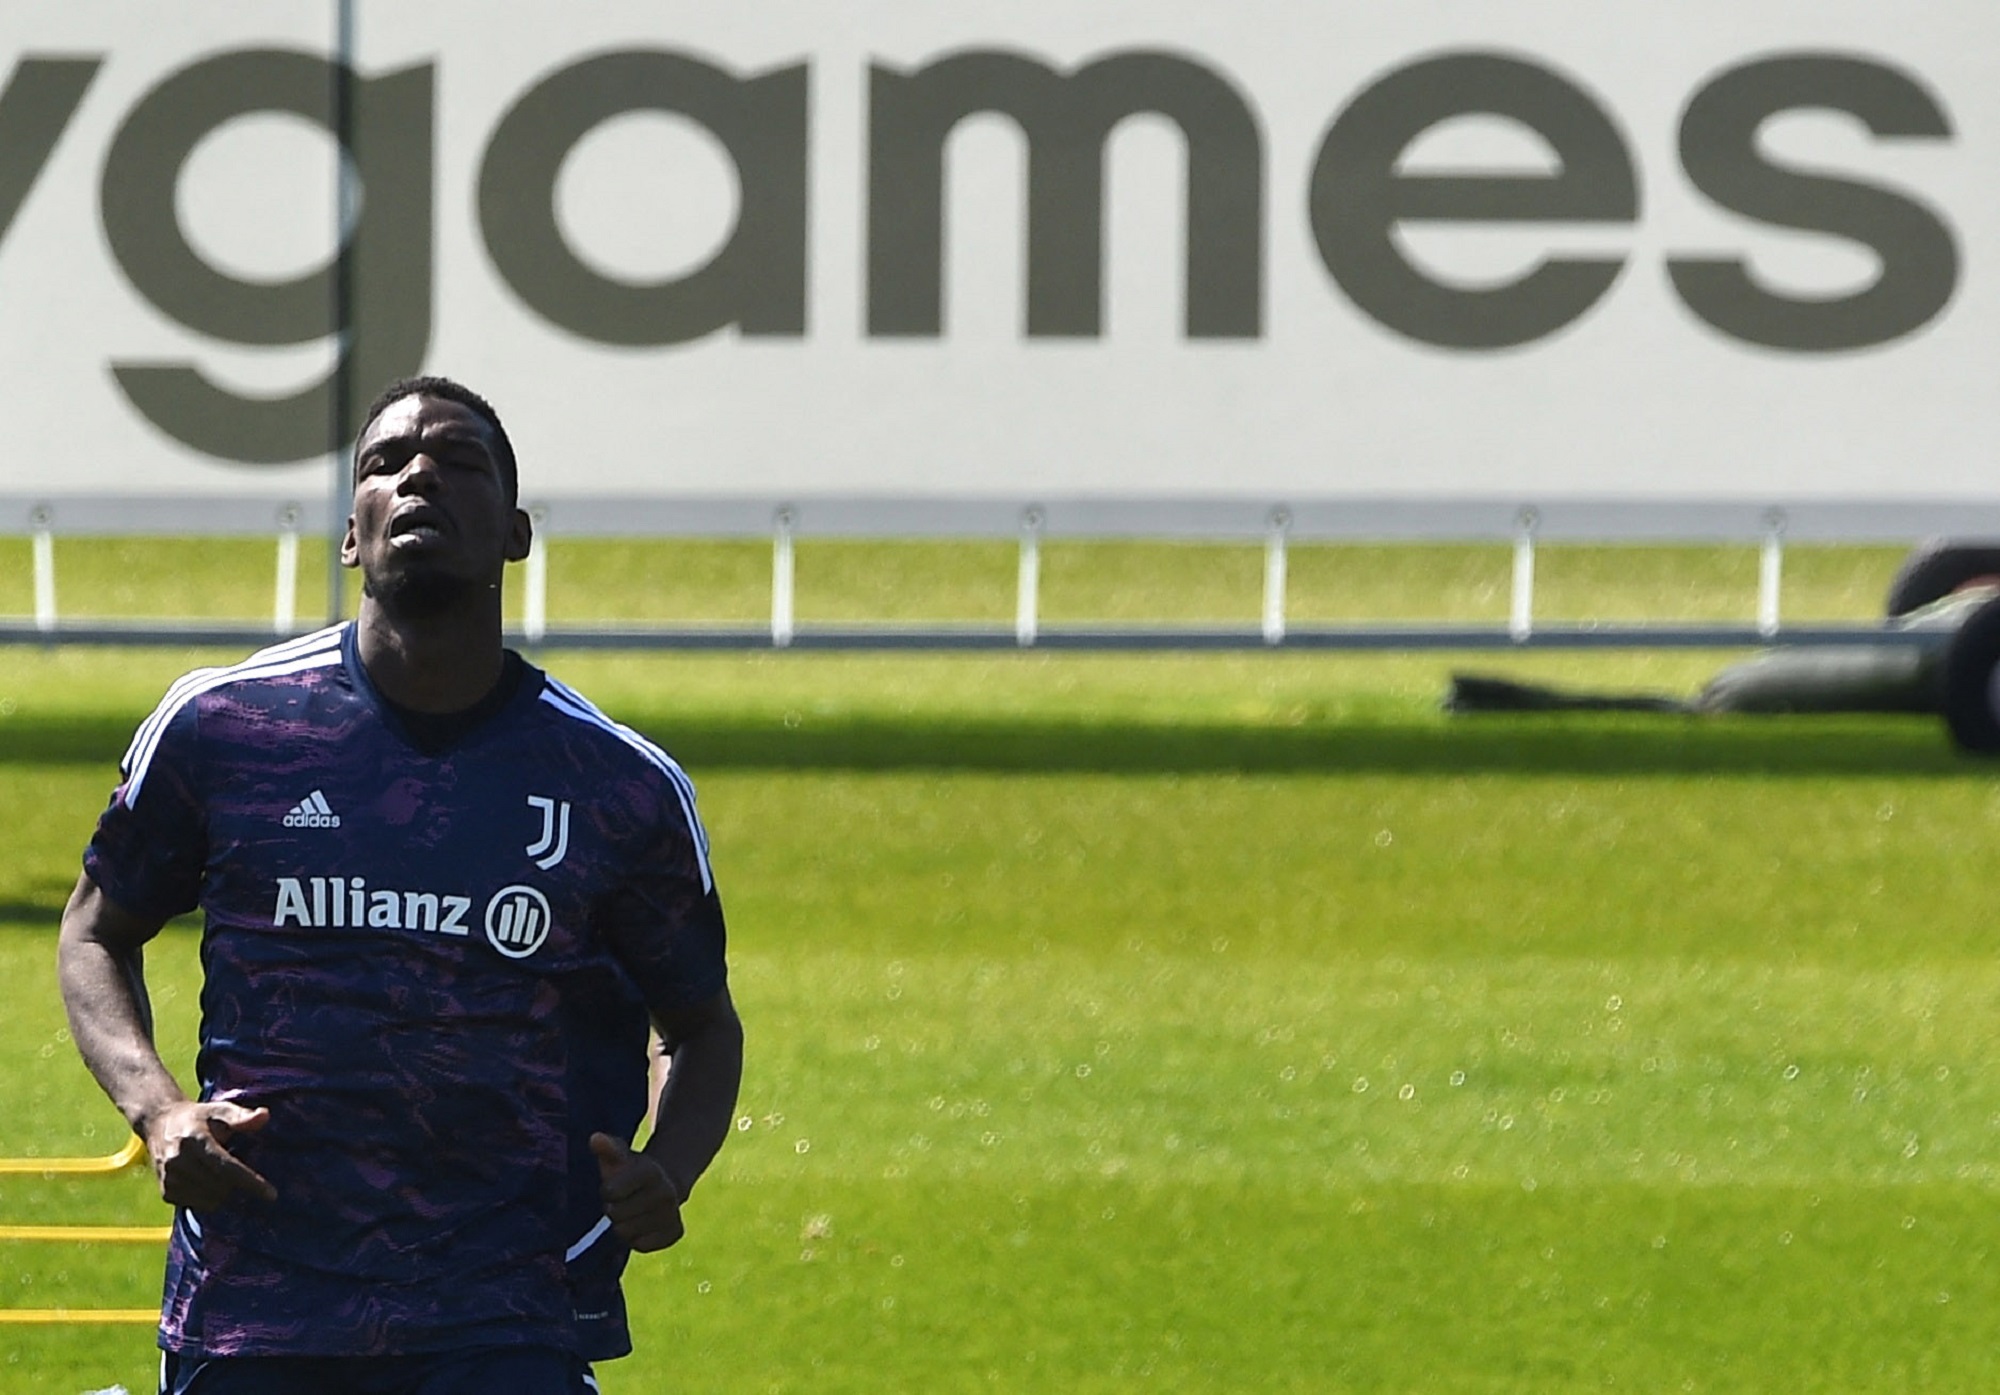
top-left (771, 507), bottom-right (795, 648)
top-left (30, 504), bottom-right (55, 634)
top-left (1758, 508), bottom-right (1786, 639)
top-left (273, 504), bottom-right (301, 635)
top-left (1510, 506), bottom-right (1538, 642)
top-left (524, 505), bottom-right (549, 645)
top-left (1016, 507), bottom-right (1043, 647)
top-left (1263, 507), bottom-right (1290, 646)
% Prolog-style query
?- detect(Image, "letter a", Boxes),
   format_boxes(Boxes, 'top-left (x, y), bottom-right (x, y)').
top-left (274, 877), bottom-right (312, 927)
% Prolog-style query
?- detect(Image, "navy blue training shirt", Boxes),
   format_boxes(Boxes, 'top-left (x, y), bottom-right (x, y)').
top-left (84, 623), bottom-right (725, 1357)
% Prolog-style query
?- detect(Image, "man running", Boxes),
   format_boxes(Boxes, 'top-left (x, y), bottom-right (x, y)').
top-left (59, 375), bottom-right (743, 1393)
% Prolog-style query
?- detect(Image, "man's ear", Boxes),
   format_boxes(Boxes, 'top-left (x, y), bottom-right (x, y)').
top-left (338, 516), bottom-right (359, 568)
top-left (504, 507), bottom-right (534, 564)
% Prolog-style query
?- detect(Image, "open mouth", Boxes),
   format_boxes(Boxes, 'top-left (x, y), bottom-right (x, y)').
top-left (388, 507), bottom-right (450, 543)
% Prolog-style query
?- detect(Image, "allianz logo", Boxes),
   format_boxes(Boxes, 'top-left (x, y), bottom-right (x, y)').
top-left (273, 876), bottom-right (555, 958)
top-left (486, 885), bottom-right (553, 960)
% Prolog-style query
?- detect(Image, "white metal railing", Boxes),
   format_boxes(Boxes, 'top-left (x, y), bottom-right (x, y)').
top-left (273, 505), bottom-right (302, 636)
top-left (770, 507), bottom-right (796, 649)
top-left (1758, 508), bottom-right (1785, 640)
top-left (1014, 507), bottom-right (1042, 648)
top-left (523, 505), bottom-right (549, 646)
top-left (1261, 507), bottom-right (1289, 645)
top-left (30, 504), bottom-right (54, 634)
top-left (5, 493), bottom-right (1995, 649)
top-left (1509, 507), bottom-right (1537, 643)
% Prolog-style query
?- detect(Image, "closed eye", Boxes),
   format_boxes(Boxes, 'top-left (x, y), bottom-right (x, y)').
top-left (358, 446), bottom-right (408, 478)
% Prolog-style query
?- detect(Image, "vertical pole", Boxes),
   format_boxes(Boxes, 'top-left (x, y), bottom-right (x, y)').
top-left (771, 507), bottom-right (795, 648)
top-left (1758, 508), bottom-right (1785, 639)
top-left (1510, 506), bottom-right (1538, 642)
top-left (326, 0), bottom-right (358, 624)
top-left (1262, 507), bottom-right (1290, 646)
top-left (30, 505), bottom-right (55, 634)
top-left (274, 505), bottom-right (301, 635)
top-left (524, 506), bottom-right (549, 645)
top-left (1016, 507), bottom-right (1043, 647)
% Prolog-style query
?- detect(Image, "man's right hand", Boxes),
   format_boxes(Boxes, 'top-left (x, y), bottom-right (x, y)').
top-left (142, 1100), bottom-right (277, 1210)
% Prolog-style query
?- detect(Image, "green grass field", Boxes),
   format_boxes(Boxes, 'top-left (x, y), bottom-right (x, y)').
top-left (4, 541), bottom-right (1997, 1393)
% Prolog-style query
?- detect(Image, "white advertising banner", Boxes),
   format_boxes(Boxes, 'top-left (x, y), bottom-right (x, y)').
top-left (0, 1), bottom-right (1995, 511)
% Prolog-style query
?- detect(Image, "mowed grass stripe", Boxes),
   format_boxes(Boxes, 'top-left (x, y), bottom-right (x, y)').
top-left (620, 1177), bottom-right (2000, 1395)
top-left (721, 950), bottom-right (2000, 1190)
top-left (8, 938), bottom-right (2000, 1189)
top-left (11, 1178), bottom-right (1996, 1392)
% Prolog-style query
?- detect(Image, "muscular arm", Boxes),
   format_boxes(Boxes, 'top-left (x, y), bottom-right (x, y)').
top-left (57, 872), bottom-right (274, 1208)
top-left (59, 873), bottom-right (180, 1129)
top-left (591, 985), bottom-right (743, 1252)
top-left (646, 986), bottom-right (744, 1198)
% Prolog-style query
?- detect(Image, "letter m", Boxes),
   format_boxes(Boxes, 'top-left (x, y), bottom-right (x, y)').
top-left (868, 50), bottom-right (1262, 338)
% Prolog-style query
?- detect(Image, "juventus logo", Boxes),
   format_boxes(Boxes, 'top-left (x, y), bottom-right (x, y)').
top-left (527, 796), bottom-right (571, 869)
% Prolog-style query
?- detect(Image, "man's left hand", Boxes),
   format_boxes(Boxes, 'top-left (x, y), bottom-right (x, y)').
top-left (589, 1132), bottom-right (685, 1252)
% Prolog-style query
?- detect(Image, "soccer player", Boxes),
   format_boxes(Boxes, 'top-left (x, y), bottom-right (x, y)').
top-left (58, 376), bottom-right (743, 1394)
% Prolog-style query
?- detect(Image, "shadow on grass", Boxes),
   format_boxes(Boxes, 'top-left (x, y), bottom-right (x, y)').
top-left (0, 710), bottom-right (1976, 777)
top-left (0, 901), bottom-right (61, 921)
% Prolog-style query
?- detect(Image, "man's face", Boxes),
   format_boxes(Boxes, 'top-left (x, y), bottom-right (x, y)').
top-left (340, 394), bottom-right (530, 614)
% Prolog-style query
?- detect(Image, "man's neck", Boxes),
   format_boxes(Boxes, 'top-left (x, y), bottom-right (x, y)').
top-left (354, 595), bottom-right (508, 713)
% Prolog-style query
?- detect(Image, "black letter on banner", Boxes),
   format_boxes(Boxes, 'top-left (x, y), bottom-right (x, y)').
top-left (1309, 52), bottom-right (1636, 349)
top-left (102, 50), bottom-right (433, 463)
top-left (0, 57), bottom-right (101, 252)
top-left (479, 51), bottom-right (807, 345)
top-left (1670, 56), bottom-right (1957, 352)
top-left (868, 50), bottom-right (1262, 338)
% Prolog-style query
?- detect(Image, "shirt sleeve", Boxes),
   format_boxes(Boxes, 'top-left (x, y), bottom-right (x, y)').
top-left (595, 789), bottom-right (728, 1016)
top-left (82, 700), bottom-right (206, 922)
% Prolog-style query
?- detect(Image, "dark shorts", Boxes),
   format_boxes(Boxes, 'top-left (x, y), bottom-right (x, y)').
top-left (161, 1346), bottom-right (596, 1395)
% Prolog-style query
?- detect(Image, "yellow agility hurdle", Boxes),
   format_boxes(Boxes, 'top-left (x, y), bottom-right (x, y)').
top-left (0, 1134), bottom-right (146, 1175)
top-left (0, 1225), bottom-right (169, 1242)
top-left (0, 1133), bottom-right (164, 1326)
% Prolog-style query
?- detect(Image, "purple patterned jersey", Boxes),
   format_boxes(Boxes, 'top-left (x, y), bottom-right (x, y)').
top-left (83, 624), bottom-right (726, 1358)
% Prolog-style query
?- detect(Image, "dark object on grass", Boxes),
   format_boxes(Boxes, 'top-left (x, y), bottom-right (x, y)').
top-left (1691, 647), bottom-right (1937, 714)
top-left (1884, 539), bottom-right (2000, 617)
top-left (1450, 576), bottom-right (2000, 720)
top-left (1448, 651), bottom-right (1942, 716)
top-left (1445, 674), bottom-right (1689, 714)
top-left (1691, 586), bottom-right (1995, 714)
top-left (1941, 594), bottom-right (2000, 753)
top-left (1448, 654), bottom-right (1941, 717)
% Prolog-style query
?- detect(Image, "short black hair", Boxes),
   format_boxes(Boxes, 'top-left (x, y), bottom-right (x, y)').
top-left (355, 375), bottom-right (519, 505)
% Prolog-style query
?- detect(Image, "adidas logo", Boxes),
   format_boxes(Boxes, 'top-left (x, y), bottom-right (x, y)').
top-left (283, 790), bottom-right (342, 829)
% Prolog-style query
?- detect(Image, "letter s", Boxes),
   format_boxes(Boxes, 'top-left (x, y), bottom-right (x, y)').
top-left (1670, 55), bottom-right (1957, 352)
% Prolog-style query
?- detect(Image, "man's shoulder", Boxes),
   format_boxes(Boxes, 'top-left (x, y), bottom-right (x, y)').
top-left (122, 626), bottom-right (351, 786)
top-left (527, 671), bottom-right (695, 788)
top-left (526, 672), bottom-right (711, 878)
top-left (146, 626), bottom-right (349, 716)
